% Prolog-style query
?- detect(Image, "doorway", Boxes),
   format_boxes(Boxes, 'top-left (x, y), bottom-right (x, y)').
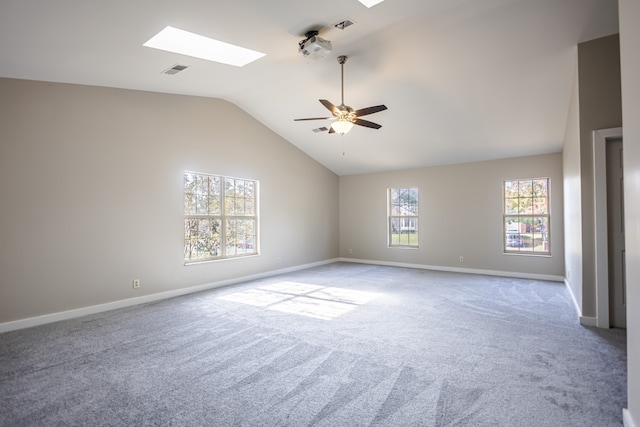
top-left (593, 127), bottom-right (625, 329)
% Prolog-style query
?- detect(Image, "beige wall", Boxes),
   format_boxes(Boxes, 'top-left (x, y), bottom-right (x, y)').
top-left (562, 63), bottom-right (583, 311)
top-left (0, 78), bottom-right (339, 324)
top-left (576, 34), bottom-right (623, 317)
top-left (619, 0), bottom-right (640, 424)
top-left (340, 153), bottom-right (564, 278)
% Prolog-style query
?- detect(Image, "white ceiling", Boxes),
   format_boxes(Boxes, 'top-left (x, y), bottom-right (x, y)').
top-left (0, 0), bottom-right (619, 175)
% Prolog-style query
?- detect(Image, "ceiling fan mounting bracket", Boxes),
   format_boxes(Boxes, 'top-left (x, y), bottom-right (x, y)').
top-left (304, 30), bottom-right (319, 39)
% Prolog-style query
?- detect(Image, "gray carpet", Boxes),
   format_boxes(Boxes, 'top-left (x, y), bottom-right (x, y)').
top-left (0, 263), bottom-right (627, 426)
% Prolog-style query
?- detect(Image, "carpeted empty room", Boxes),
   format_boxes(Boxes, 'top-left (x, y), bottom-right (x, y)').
top-left (0, 263), bottom-right (626, 426)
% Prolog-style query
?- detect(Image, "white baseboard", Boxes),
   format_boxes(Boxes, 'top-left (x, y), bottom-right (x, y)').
top-left (338, 257), bottom-right (565, 282)
top-left (579, 316), bottom-right (598, 327)
top-left (624, 409), bottom-right (637, 427)
top-left (563, 279), bottom-right (600, 327)
top-left (0, 258), bottom-right (340, 334)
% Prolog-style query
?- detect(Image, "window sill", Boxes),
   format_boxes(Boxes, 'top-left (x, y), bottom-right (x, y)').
top-left (503, 251), bottom-right (551, 257)
top-left (184, 253), bottom-right (260, 266)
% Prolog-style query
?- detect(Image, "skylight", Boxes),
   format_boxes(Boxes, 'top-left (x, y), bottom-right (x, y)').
top-left (143, 26), bottom-right (265, 67)
top-left (359, 0), bottom-right (384, 7)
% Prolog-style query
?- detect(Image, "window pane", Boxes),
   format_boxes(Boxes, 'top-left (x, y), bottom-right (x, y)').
top-left (504, 181), bottom-right (518, 198)
top-left (505, 217), bottom-right (520, 233)
top-left (236, 180), bottom-right (245, 198)
top-left (390, 218), bottom-right (400, 245)
top-left (224, 178), bottom-right (234, 194)
top-left (505, 233), bottom-right (524, 250)
top-left (533, 198), bottom-right (547, 214)
top-left (533, 179), bottom-right (547, 197)
top-left (505, 198), bottom-right (518, 215)
top-left (196, 194), bottom-right (209, 214)
top-left (185, 218), bottom-right (197, 238)
top-left (225, 196), bottom-right (235, 215)
top-left (408, 188), bottom-right (418, 214)
top-left (184, 194), bottom-right (197, 215)
top-left (246, 199), bottom-right (255, 216)
top-left (519, 180), bottom-right (533, 197)
top-left (183, 218), bottom-right (221, 260)
top-left (245, 181), bottom-right (254, 198)
top-left (235, 197), bottom-right (245, 215)
top-left (196, 174), bottom-right (208, 195)
top-left (226, 219), bottom-right (237, 256)
top-left (184, 219), bottom-right (197, 259)
top-left (536, 216), bottom-right (549, 247)
top-left (224, 178), bottom-right (234, 216)
top-left (518, 197), bottom-right (533, 214)
top-left (225, 219), bottom-right (257, 255)
top-left (209, 177), bottom-right (221, 215)
top-left (184, 173), bottom-right (196, 193)
top-left (208, 195), bottom-right (220, 215)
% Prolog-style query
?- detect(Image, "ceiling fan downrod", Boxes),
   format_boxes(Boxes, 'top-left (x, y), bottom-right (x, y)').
top-left (338, 55), bottom-right (347, 107)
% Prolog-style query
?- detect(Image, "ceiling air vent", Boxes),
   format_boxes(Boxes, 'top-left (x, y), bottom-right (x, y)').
top-left (334, 19), bottom-right (356, 30)
top-left (162, 64), bottom-right (189, 75)
top-left (313, 127), bottom-right (329, 133)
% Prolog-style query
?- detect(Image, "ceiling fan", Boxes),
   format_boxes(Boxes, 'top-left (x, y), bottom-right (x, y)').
top-left (294, 55), bottom-right (387, 134)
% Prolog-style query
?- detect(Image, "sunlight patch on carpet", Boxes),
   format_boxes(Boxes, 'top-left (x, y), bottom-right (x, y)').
top-left (218, 281), bottom-right (380, 320)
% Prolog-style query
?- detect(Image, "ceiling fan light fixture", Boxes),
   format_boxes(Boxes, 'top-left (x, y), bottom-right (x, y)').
top-left (331, 119), bottom-right (354, 135)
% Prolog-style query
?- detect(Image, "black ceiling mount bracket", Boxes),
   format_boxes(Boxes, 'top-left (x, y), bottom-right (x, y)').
top-left (304, 30), bottom-right (319, 39)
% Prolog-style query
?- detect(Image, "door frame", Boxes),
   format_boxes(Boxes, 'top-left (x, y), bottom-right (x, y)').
top-left (593, 127), bottom-right (623, 328)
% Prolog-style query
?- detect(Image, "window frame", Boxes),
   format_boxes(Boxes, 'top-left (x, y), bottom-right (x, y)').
top-left (388, 187), bottom-right (419, 248)
top-left (184, 171), bottom-right (259, 264)
top-left (503, 177), bottom-right (550, 256)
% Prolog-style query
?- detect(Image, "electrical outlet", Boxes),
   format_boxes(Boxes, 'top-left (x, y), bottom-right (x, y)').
top-left (276, 257), bottom-right (281, 264)
top-left (349, 249), bottom-right (353, 254)
top-left (133, 279), bottom-right (140, 289)
top-left (459, 256), bottom-right (464, 263)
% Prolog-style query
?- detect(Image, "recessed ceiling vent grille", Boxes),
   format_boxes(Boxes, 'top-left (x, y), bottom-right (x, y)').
top-left (163, 64), bottom-right (189, 75)
top-left (334, 19), bottom-right (356, 30)
top-left (313, 127), bottom-right (329, 133)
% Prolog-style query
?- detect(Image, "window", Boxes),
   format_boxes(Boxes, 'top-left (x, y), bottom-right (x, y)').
top-left (503, 178), bottom-right (550, 254)
top-left (184, 172), bottom-right (258, 263)
top-left (388, 187), bottom-right (419, 247)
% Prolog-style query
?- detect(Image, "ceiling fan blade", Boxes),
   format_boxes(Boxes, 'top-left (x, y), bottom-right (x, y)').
top-left (294, 117), bottom-right (333, 121)
top-left (328, 127), bottom-right (336, 134)
top-left (319, 99), bottom-right (339, 116)
top-left (353, 118), bottom-right (382, 129)
top-left (354, 105), bottom-right (387, 117)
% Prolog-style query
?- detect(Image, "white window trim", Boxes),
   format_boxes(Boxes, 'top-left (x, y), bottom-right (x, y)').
top-left (184, 171), bottom-right (259, 264)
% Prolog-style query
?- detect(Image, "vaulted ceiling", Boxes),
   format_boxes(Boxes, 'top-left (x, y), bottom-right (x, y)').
top-left (0, 0), bottom-right (619, 175)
